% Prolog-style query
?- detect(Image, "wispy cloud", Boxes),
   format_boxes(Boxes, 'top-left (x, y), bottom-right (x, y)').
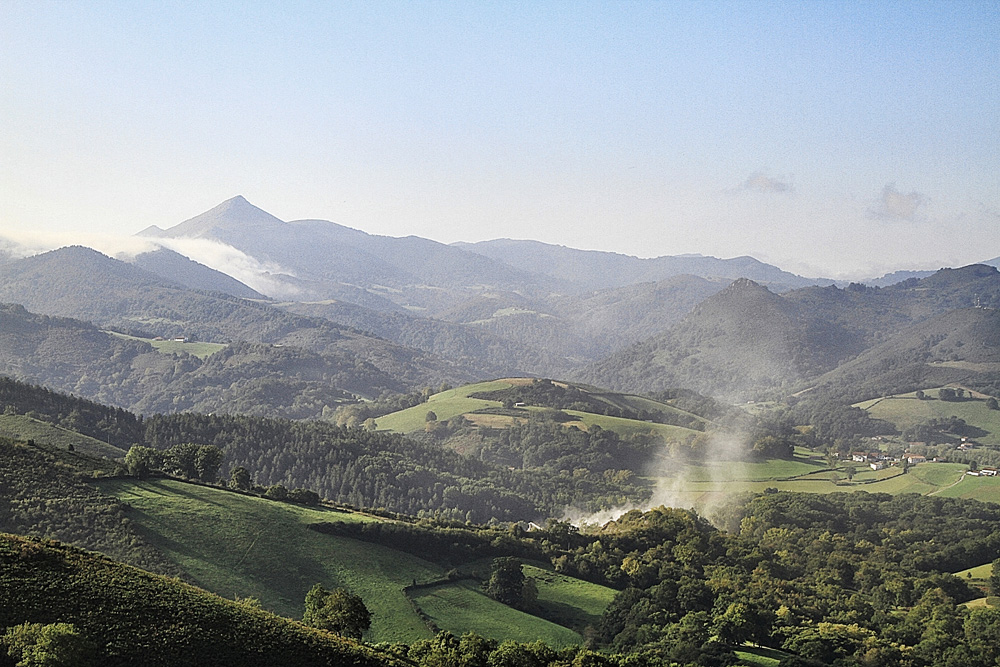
top-left (0, 229), bottom-right (157, 258)
top-left (0, 229), bottom-right (301, 298)
top-left (870, 183), bottom-right (927, 221)
top-left (742, 171), bottom-right (793, 193)
top-left (151, 237), bottom-right (301, 298)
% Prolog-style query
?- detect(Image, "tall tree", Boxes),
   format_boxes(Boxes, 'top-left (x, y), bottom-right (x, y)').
top-left (302, 584), bottom-right (371, 640)
top-left (483, 557), bottom-right (528, 608)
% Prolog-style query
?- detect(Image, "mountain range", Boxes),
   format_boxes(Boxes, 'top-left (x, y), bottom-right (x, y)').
top-left (0, 196), bottom-right (997, 413)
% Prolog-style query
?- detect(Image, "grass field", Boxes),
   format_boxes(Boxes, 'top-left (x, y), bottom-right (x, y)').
top-left (523, 564), bottom-right (617, 633)
top-left (956, 562), bottom-right (995, 580)
top-left (409, 580), bottom-right (584, 648)
top-left (735, 646), bottom-right (788, 666)
top-left (651, 459), bottom-right (1000, 508)
top-left (376, 379), bottom-right (703, 441)
top-left (856, 388), bottom-right (1000, 444)
top-left (98, 478), bottom-right (436, 643)
top-left (376, 380), bottom-right (513, 432)
top-left (108, 331), bottom-right (227, 360)
top-left (96, 478), bottom-right (603, 645)
top-left (0, 414), bottom-right (126, 459)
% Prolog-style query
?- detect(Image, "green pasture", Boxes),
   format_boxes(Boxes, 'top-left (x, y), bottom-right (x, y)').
top-left (932, 473), bottom-right (1000, 503)
top-left (653, 459), bottom-right (1000, 508)
top-left (735, 646), bottom-right (788, 666)
top-left (376, 380), bottom-right (516, 432)
top-left (856, 389), bottom-right (1000, 444)
top-left (98, 478), bottom-right (436, 643)
top-left (955, 561), bottom-right (993, 579)
top-left (523, 564), bottom-right (617, 633)
top-left (0, 414), bottom-right (126, 459)
top-left (108, 331), bottom-right (227, 359)
top-left (376, 378), bottom-right (702, 441)
top-left (409, 580), bottom-right (583, 648)
top-left (964, 597), bottom-right (999, 609)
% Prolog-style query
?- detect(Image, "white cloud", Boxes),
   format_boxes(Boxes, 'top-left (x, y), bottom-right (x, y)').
top-left (0, 228), bottom-right (301, 298)
top-left (742, 171), bottom-right (793, 193)
top-left (152, 237), bottom-right (302, 298)
top-left (870, 183), bottom-right (927, 221)
top-left (0, 229), bottom-right (157, 258)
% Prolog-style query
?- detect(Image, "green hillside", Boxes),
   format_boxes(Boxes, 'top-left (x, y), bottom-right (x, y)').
top-left (856, 387), bottom-right (1000, 444)
top-left (375, 378), bottom-right (709, 438)
top-left (100, 478), bottom-right (435, 643)
top-left (0, 413), bottom-right (126, 458)
top-left (652, 454), bottom-right (1000, 508)
top-left (0, 532), bottom-right (402, 667)
top-left (98, 478), bottom-right (612, 645)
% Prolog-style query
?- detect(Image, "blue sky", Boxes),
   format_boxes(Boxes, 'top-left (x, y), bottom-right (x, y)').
top-left (1, 1), bottom-right (997, 278)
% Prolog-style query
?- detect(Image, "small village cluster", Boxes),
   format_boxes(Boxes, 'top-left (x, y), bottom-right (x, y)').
top-left (849, 449), bottom-right (998, 476)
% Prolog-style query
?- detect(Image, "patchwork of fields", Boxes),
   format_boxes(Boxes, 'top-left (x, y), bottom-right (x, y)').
top-left (98, 479), bottom-right (615, 645)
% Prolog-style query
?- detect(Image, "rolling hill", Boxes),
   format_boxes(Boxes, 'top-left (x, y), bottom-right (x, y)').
top-left (578, 266), bottom-right (1000, 402)
top-left (0, 532), bottom-right (405, 667)
top-left (375, 378), bottom-right (712, 440)
top-left (0, 247), bottom-right (483, 394)
top-left (452, 238), bottom-right (828, 292)
top-left (804, 306), bottom-right (1000, 402)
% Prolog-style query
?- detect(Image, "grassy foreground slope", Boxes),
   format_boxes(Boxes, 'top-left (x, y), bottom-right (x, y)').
top-left (0, 533), bottom-right (402, 667)
top-left (99, 479), bottom-right (610, 646)
top-left (100, 479), bottom-right (435, 643)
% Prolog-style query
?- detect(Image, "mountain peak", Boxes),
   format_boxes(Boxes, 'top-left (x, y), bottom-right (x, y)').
top-left (142, 196), bottom-right (286, 240)
top-left (727, 277), bottom-right (765, 291)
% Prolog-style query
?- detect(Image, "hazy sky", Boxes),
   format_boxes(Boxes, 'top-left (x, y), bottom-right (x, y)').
top-left (2, 1), bottom-right (998, 279)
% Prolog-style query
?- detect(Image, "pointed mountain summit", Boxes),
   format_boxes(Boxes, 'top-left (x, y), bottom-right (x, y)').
top-left (142, 195), bottom-right (286, 241)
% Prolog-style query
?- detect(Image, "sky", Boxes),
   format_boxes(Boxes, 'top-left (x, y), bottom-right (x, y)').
top-left (1, 1), bottom-right (998, 280)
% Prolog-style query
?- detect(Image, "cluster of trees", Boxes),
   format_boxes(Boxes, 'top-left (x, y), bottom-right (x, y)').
top-left (0, 376), bottom-right (143, 448)
top-left (331, 387), bottom-right (436, 427)
top-left (140, 412), bottom-right (652, 522)
top-left (473, 419), bottom-right (659, 476)
top-left (303, 584), bottom-right (371, 640)
top-left (124, 443), bottom-right (223, 482)
top-left (0, 437), bottom-right (180, 577)
top-left (901, 416), bottom-right (987, 444)
top-left (482, 557), bottom-right (537, 610)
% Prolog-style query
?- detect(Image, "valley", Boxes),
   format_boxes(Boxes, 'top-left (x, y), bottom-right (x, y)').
top-left (1, 198), bottom-right (999, 666)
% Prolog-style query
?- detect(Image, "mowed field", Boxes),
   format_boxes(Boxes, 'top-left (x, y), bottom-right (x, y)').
top-left (96, 478), bottom-right (611, 645)
top-left (856, 387), bottom-right (1000, 445)
top-left (108, 331), bottom-right (227, 360)
top-left (410, 580), bottom-right (583, 648)
top-left (99, 478), bottom-right (438, 643)
top-left (376, 379), bottom-right (704, 440)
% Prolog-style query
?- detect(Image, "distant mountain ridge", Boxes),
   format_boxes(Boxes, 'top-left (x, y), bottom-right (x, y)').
top-left (579, 265), bottom-right (1000, 401)
top-left (452, 238), bottom-right (833, 292)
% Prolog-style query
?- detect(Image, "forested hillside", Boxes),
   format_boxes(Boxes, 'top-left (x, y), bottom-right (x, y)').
top-left (580, 266), bottom-right (1000, 402)
top-left (0, 304), bottom-right (391, 414)
top-left (0, 247), bottom-right (480, 389)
